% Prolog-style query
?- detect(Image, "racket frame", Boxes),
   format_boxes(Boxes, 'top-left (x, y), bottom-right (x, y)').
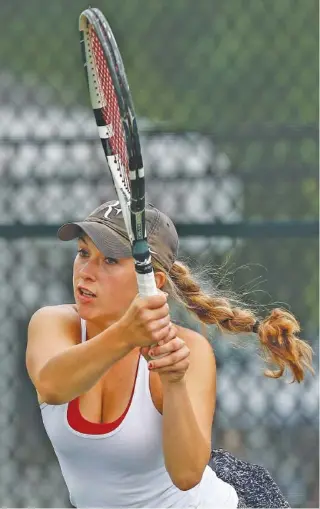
top-left (79, 8), bottom-right (158, 297)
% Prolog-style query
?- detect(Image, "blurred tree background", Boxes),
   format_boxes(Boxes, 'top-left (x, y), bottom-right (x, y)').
top-left (1, 0), bottom-right (317, 124)
top-left (1, 0), bottom-right (318, 328)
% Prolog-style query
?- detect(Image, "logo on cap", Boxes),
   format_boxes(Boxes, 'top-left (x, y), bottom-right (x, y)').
top-left (104, 201), bottom-right (122, 219)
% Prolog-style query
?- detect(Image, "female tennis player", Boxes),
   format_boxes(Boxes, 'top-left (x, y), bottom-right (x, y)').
top-left (26, 200), bottom-right (313, 509)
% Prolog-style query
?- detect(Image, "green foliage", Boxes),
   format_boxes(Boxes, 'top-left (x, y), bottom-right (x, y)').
top-left (1, 0), bottom-right (318, 128)
top-left (1, 0), bottom-right (318, 329)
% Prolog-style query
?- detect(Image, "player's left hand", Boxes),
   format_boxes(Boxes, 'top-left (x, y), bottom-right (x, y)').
top-left (140, 331), bottom-right (190, 384)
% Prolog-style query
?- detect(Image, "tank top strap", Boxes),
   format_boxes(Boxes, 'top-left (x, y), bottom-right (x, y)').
top-left (80, 318), bottom-right (87, 343)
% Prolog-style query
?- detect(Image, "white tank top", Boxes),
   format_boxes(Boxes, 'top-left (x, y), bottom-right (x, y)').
top-left (40, 319), bottom-right (238, 508)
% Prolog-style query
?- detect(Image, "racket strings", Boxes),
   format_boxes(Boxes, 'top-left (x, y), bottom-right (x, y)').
top-left (90, 26), bottom-right (130, 191)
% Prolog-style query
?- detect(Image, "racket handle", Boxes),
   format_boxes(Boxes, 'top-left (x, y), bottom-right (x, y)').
top-left (136, 271), bottom-right (158, 297)
top-left (136, 271), bottom-right (168, 360)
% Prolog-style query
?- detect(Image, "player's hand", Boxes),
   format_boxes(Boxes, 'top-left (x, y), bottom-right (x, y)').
top-left (140, 322), bottom-right (177, 360)
top-left (142, 335), bottom-right (190, 384)
top-left (119, 292), bottom-right (172, 349)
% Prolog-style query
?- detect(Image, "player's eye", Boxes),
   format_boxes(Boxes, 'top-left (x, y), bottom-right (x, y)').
top-left (77, 248), bottom-right (89, 257)
top-left (105, 257), bottom-right (118, 265)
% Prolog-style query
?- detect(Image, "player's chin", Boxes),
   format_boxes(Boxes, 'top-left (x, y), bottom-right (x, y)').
top-left (75, 303), bottom-right (103, 324)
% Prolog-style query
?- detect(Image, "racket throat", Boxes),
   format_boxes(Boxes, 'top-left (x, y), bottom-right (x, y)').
top-left (132, 240), bottom-right (153, 274)
top-left (133, 240), bottom-right (158, 297)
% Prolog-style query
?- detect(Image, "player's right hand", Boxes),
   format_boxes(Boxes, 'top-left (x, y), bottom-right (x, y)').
top-left (119, 293), bottom-right (172, 349)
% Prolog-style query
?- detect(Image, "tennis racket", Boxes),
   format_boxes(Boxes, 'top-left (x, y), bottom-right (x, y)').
top-left (79, 7), bottom-right (158, 299)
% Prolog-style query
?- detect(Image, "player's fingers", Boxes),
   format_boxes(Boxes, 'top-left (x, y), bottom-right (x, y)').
top-left (150, 335), bottom-right (183, 358)
top-left (148, 342), bottom-right (189, 369)
top-left (147, 315), bottom-right (171, 333)
top-left (143, 293), bottom-right (168, 309)
top-left (149, 357), bottom-right (190, 374)
top-left (141, 304), bottom-right (170, 324)
top-left (150, 324), bottom-right (173, 344)
top-left (155, 324), bottom-right (177, 346)
top-left (148, 325), bottom-right (177, 360)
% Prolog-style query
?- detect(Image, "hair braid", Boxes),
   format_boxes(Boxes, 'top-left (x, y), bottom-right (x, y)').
top-left (154, 259), bottom-right (314, 383)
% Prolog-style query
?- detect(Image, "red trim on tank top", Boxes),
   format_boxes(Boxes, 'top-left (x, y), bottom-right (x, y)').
top-left (67, 356), bottom-right (140, 435)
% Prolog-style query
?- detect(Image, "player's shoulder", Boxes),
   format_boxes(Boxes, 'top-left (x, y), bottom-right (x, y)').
top-left (28, 304), bottom-right (80, 329)
top-left (175, 324), bottom-right (215, 359)
top-left (175, 325), bottom-right (216, 382)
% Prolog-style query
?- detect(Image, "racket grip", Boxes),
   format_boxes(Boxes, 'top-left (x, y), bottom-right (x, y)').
top-left (136, 271), bottom-right (168, 360)
top-left (136, 271), bottom-right (158, 297)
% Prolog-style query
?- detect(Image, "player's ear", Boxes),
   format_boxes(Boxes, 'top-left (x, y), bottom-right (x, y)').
top-left (154, 271), bottom-right (167, 289)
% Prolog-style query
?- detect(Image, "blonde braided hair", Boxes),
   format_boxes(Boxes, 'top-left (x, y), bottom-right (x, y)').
top-left (153, 259), bottom-right (314, 383)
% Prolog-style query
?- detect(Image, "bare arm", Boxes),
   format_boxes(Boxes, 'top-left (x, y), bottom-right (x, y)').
top-left (26, 294), bottom-right (171, 405)
top-left (26, 306), bottom-right (132, 405)
top-left (152, 329), bottom-right (216, 491)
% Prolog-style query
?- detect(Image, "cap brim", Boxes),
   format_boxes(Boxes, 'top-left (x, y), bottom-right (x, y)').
top-left (57, 222), bottom-right (132, 259)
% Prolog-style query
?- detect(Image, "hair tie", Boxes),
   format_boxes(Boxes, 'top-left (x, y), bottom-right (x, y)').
top-left (252, 320), bottom-right (260, 333)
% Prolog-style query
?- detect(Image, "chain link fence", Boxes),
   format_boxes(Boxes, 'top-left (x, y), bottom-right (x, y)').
top-left (0, 0), bottom-right (318, 507)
